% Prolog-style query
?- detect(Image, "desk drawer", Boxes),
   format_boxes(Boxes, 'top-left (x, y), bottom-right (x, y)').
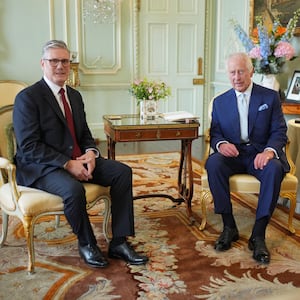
top-left (117, 128), bottom-right (198, 141)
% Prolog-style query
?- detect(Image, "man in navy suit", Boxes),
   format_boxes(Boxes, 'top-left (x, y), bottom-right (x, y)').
top-left (13, 40), bottom-right (148, 268)
top-left (205, 52), bottom-right (289, 264)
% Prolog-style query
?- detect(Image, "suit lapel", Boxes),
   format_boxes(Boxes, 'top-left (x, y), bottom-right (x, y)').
top-left (39, 79), bottom-right (67, 125)
top-left (227, 90), bottom-right (241, 140)
top-left (66, 86), bottom-right (81, 136)
top-left (248, 84), bottom-right (262, 136)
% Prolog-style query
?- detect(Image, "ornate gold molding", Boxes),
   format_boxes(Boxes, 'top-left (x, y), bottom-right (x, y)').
top-left (67, 62), bottom-right (80, 87)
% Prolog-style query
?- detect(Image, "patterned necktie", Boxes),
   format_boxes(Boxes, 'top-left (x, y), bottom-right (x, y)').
top-left (238, 93), bottom-right (249, 142)
top-left (59, 88), bottom-right (82, 159)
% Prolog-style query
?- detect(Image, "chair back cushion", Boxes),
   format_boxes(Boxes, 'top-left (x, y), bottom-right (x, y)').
top-left (0, 80), bottom-right (27, 107)
top-left (0, 105), bottom-right (14, 160)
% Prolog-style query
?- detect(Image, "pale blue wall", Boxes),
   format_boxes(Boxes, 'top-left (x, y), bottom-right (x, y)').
top-left (1, 0), bottom-right (299, 138)
top-left (0, 0), bottom-right (135, 139)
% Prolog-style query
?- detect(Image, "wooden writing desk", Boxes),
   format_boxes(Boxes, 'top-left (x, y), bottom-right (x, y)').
top-left (103, 114), bottom-right (200, 222)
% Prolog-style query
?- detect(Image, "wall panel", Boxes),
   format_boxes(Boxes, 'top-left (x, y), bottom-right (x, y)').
top-left (177, 24), bottom-right (196, 74)
top-left (148, 23), bottom-right (168, 74)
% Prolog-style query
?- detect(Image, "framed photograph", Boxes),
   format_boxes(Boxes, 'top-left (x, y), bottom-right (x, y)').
top-left (286, 71), bottom-right (300, 103)
top-left (249, 0), bottom-right (300, 35)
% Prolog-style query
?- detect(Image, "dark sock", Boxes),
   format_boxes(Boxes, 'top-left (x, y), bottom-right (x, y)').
top-left (251, 216), bottom-right (268, 239)
top-left (221, 213), bottom-right (237, 229)
top-left (110, 236), bottom-right (126, 247)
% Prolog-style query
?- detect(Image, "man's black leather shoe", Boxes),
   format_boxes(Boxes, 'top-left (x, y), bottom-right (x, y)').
top-left (214, 226), bottom-right (239, 251)
top-left (108, 241), bottom-right (148, 265)
top-left (79, 244), bottom-right (109, 268)
top-left (248, 237), bottom-right (270, 264)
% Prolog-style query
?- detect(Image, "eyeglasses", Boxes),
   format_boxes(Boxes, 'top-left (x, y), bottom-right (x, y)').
top-left (43, 59), bottom-right (71, 67)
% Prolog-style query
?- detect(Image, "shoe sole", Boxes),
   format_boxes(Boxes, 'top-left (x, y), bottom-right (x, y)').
top-left (108, 253), bottom-right (148, 265)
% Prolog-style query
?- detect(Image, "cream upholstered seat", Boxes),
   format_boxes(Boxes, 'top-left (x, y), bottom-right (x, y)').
top-left (199, 97), bottom-right (298, 234)
top-left (0, 105), bottom-right (111, 274)
top-left (0, 80), bottom-right (27, 107)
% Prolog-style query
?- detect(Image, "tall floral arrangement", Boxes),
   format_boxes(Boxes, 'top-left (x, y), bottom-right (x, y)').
top-left (231, 9), bottom-right (300, 74)
top-left (129, 78), bottom-right (171, 104)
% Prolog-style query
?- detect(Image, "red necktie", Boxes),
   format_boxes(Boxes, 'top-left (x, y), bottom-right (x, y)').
top-left (59, 88), bottom-right (82, 159)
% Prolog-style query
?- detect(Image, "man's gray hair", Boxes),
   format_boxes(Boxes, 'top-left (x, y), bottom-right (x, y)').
top-left (226, 52), bottom-right (253, 72)
top-left (42, 40), bottom-right (70, 58)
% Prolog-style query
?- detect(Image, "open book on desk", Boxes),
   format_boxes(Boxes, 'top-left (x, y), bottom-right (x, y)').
top-left (160, 111), bottom-right (199, 122)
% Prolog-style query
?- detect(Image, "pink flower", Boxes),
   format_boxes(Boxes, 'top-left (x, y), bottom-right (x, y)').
top-left (274, 41), bottom-right (295, 60)
top-left (248, 47), bottom-right (262, 59)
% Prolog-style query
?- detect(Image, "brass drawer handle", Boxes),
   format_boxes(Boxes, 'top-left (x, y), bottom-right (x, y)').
top-left (136, 132), bottom-right (142, 138)
top-left (176, 131), bottom-right (181, 136)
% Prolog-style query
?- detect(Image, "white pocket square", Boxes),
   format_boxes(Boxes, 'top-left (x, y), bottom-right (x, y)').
top-left (258, 104), bottom-right (268, 111)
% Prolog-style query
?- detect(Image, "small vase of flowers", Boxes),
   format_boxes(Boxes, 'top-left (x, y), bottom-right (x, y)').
top-left (129, 78), bottom-right (171, 120)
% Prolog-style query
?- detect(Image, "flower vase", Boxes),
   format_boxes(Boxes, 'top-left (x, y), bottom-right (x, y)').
top-left (139, 100), bottom-right (158, 120)
top-left (259, 74), bottom-right (280, 91)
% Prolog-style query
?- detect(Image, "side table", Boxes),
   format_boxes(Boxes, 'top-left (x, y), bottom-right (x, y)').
top-left (103, 114), bottom-right (200, 223)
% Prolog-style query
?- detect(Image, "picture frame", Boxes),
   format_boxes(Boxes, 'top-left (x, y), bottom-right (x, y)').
top-left (249, 0), bottom-right (300, 35)
top-left (286, 71), bottom-right (300, 103)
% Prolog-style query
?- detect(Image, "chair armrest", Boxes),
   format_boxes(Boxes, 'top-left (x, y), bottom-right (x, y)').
top-left (0, 157), bottom-right (21, 203)
top-left (0, 157), bottom-right (11, 168)
top-left (285, 139), bottom-right (296, 175)
top-left (203, 128), bottom-right (211, 163)
top-left (5, 123), bottom-right (16, 163)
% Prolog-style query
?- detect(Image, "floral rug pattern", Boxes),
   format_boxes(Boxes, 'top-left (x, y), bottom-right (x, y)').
top-left (0, 152), bottom-right (300, 299)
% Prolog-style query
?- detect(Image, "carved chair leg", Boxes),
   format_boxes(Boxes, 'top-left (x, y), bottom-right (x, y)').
top-left (55, 215), bottom-right (61, 228)
top-left (285, 192), bottom-right (296, 234)
top-left (102, 196), bottom-right (112, 242)
top-left (0, 212), bottom-right (9, 246)
top-left (199, 190), bottom-right (212, 231)
top-left (278, 192), bottom-right (296, 234)
top-left (23, 216), bottom-right (35, 274)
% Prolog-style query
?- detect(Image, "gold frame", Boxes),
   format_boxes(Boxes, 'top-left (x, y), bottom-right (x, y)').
top-left (249, 0), bottom-right (300, 35)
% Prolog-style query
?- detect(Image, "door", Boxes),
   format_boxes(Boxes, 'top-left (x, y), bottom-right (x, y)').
top-left (138, 0), bottom-right (206, 133)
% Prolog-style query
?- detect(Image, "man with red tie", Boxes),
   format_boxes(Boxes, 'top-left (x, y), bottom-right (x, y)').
top-left (13, 40), bottom-right (148, 268)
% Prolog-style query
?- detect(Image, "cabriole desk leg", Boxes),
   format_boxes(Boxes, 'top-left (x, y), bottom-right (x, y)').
top-left (107, 136), bottom-right (116, 160)
top-left (178, 139), bottom-right (195, 224)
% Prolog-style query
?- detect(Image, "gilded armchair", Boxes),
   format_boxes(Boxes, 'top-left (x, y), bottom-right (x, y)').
top-left (199, 98), bottom-right (298, 234)
top-left (0, 105), bottom-right (111, 274)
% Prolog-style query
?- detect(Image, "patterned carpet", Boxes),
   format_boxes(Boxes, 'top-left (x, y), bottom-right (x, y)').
top-left (0, 152), bottom-right (300, 299)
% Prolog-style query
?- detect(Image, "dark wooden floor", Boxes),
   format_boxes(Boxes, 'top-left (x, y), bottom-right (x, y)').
top-left (98, 135), bottom-right (205, 161)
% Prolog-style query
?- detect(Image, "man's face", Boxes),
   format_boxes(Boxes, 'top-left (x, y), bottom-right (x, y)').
top-left (227, 56), bottom-right (253, 92)
top-left (41, 48), bottom-right (71, 86)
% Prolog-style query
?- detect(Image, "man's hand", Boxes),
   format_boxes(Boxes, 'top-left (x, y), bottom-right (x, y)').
top-left (219, 143), bottom-right (239, 157)
top-left (64, 151), bottom-right (96, 181)
top-left (254, 150), bottom-right (274, 170)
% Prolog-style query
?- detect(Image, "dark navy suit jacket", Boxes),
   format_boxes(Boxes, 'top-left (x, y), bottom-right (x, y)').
top-left (13, 78), bottom-right (97, 186)
top-left (210, 83), bottom-right (290, 173)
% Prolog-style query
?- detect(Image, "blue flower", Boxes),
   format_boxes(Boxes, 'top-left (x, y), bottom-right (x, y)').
top-left (231, 21), bottom-right (254, 52)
